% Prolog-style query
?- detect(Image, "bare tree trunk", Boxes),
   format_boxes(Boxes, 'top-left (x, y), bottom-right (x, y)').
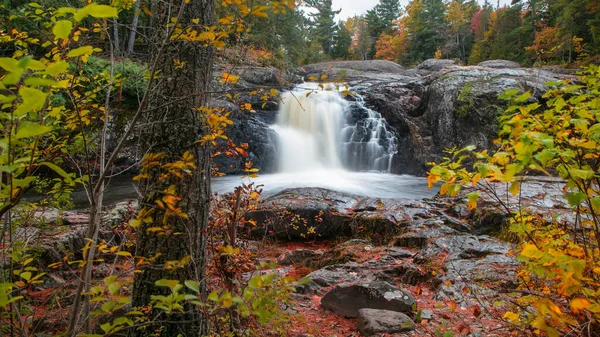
top-left (131, 0), bottom-right (214, 335)
top-left (127, 0), bottom-right (141, 54)
top-left (113, 18), bottom-right (120, 53)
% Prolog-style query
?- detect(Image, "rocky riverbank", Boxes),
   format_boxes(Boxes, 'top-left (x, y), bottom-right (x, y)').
top-left (18, 176), bottom-right (570, 336)
top-left (213, 59), bottom-right (575, 176)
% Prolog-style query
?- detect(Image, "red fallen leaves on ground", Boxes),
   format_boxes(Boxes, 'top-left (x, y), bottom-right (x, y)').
top-left (10, 236), bottom-right (520, 337)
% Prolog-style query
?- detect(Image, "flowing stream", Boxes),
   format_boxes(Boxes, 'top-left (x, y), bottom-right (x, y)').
top-left (214, 83), bottom-right (435, 199)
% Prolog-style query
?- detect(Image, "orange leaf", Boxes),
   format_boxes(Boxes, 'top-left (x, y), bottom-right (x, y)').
top-left (448, 300), bottom-right (457, 312)
top-left (570, 298), bottom-right (591, 313)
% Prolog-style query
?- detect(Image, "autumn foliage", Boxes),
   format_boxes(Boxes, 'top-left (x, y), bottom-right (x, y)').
top-left (428, 67), bottom-right (600, 336)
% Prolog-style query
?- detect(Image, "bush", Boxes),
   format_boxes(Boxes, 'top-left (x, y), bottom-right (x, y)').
top-left (428, 66), bottom-right (600, 337)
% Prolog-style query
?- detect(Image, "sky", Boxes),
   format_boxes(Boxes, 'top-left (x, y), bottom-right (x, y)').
top-left (331, 0), bottom-right (515, 20)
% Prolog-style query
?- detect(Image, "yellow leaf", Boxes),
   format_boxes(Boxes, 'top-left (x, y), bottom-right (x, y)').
top-left (520, 244), bottom-right (544, 260)
top-left (570, 298), bottom-right (590, 313)
top-left (503, 311), bottom-right (519, 321)
top-left (509, 182), bottom-right (520, 196)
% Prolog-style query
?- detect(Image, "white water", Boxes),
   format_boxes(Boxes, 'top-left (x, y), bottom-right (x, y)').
top-left (212, 83), bottom-right (434, 200)
top-left (275, 84), bottom-right (346, 172)
top-left (275, 83), bottom-right (397, 173)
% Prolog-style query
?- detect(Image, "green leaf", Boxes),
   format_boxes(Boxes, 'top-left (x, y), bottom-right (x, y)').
top-left (75, 3), bottom-right (117, 21)
top-left (570, 168), bottom-right (595, 180)
top-left (0, 58), bottom-right (20, 72)
top-left (207, 290), bottom-right (219, 302)
top-left (67, 46), bottom-right (94, 58)
top-left (566, 192), bottom-right (587, 206)
top-left (45, 61), bottom-right (68, 76)
top-left (184, 280), bottom-right (199, 293)
top-left (514, 91), bottom-right (531, 103)
top-left (39, 162), bottom-right (73, 183)
top-left (20, 272), bottom-right (32, 281)
top-left (15, 87), bottom-right (47, 117)
top-left (248, 276), bottom-right (262, 289)
top-left (15, 122), bottom-right (52, 139)
top-left (53, 20), bottom-right (73, 40)
top-left (19, 58), bottom-right (46, 71)
top-left (24, 77), bottom-right (57, 87)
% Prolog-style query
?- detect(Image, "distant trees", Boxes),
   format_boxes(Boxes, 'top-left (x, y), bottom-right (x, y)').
top-left (331, 20), bottom-right (352, 59)
top-left (355, 19), bottom-right (372, 60)
top-left (306, 0), bottom-right (341, 55)
top-left (365, 0), bottom-right (600, 67)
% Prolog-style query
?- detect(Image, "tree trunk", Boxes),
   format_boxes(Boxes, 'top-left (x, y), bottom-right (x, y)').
top-left (131, 0), bottom-right (214, 335)
top-left (127, 0), bottom-right (141, 54)
top-left (113, 18), bottom-right (120, 53)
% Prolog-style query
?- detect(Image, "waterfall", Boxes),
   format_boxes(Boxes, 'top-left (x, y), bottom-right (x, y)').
top-left (273, 83), bottom-right (398, 173)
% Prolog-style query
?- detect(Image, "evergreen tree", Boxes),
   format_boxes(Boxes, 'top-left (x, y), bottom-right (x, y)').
top-left (406, 0), bottom-right (447, 62)
top-left (306, 0), bottom-right (341, 55)
top-left (247, 6), bottom-right (309, 66)
top-left (366, 0), bottom-right (401, 58)
top-left (331, 20), bottom-right (352, 59)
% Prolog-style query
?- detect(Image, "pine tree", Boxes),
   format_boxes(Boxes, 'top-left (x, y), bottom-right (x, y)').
top-left (406, 0), bottom-right (447, 62)
top-left (332, 20), bottom-right (352, 59)
top-left (306, 0), bottom-right (341, 55)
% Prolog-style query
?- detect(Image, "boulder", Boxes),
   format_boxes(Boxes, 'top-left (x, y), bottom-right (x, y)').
top-left (210, 99), bottom-right (279, 174)
top-left (478, 60), bottom-right (521, 68)
top-left (320, 279), bottom-right (415, 317)
top-left (277, 249), bottom-right (324, 267)
top-left (424, 67), bottom-right (568, 163)
top-left (301, 60), bottom-right (405, 76)
top-left (357, 308), bottom-right (415, 336)
top-left (349, 212), bottom-right (400, 244)
top-left (416, 59), bottom-right (459, 72)
top-left (246, 188), bottom-right (358, 240)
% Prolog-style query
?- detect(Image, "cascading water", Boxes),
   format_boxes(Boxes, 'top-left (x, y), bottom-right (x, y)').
top-left (211, 83), bottom-right (436, 200)
top-left (273, 83), bottom-right (398, 173)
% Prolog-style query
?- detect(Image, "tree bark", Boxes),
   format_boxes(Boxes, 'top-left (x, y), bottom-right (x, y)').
top-left (127, 0), bottom-right (141, 54)
top-left (131, 0), bottom-right (214, 335)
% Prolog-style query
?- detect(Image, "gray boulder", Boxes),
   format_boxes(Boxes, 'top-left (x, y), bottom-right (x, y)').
top-left (424, 67), bottom-right (568, 162)
top-left (416, 59), bottom-right (459, 72)
top-left (321, 279), bottom-right (415, 317)
top-left (478, 60), bottom-right (521, 68)
top-left (357, 308), bottom-right (415, 336)
top-left (246, 187), bottom-right (358, 240)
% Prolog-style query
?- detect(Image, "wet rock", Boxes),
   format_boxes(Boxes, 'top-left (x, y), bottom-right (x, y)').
top-left (103, 200), bottom-right (138, 227)
top-left (385, 247), bottom-right (415, 259)
top-left (420, 309), bottom-right (434, 320)
top-left (30, 208), bottom-right (60, 225)
top-left (393, 221), bottom-right (458, 248)
top-left (319, 239), bottom-right (373, 266)
top-left (61, 211), bottom-right (90, 225)
top-left (357, 308), bottom-right (415, 336)
top-left (350, 212), bottom-right (400, 244)
top-left (425, 67), bottom-right (569, 162)
top-left (277, 249), bottom-right (324, 267)
top-left (246, 188), bottom-right (358, 240)
top-left (301, 254), bottom-right (414, 293)
top-left (414, 235), bottom-right (512, 262)
top-left (210, 99), bottom-right (278, 174)
top-left (478, 60), bottom-right (521, 68)
top-left (321, 279), bottom-right (415, 318)
top-left (301, 60), bottom-right (405, 75)
top-left (383, 262), bottom-right (433, 286)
